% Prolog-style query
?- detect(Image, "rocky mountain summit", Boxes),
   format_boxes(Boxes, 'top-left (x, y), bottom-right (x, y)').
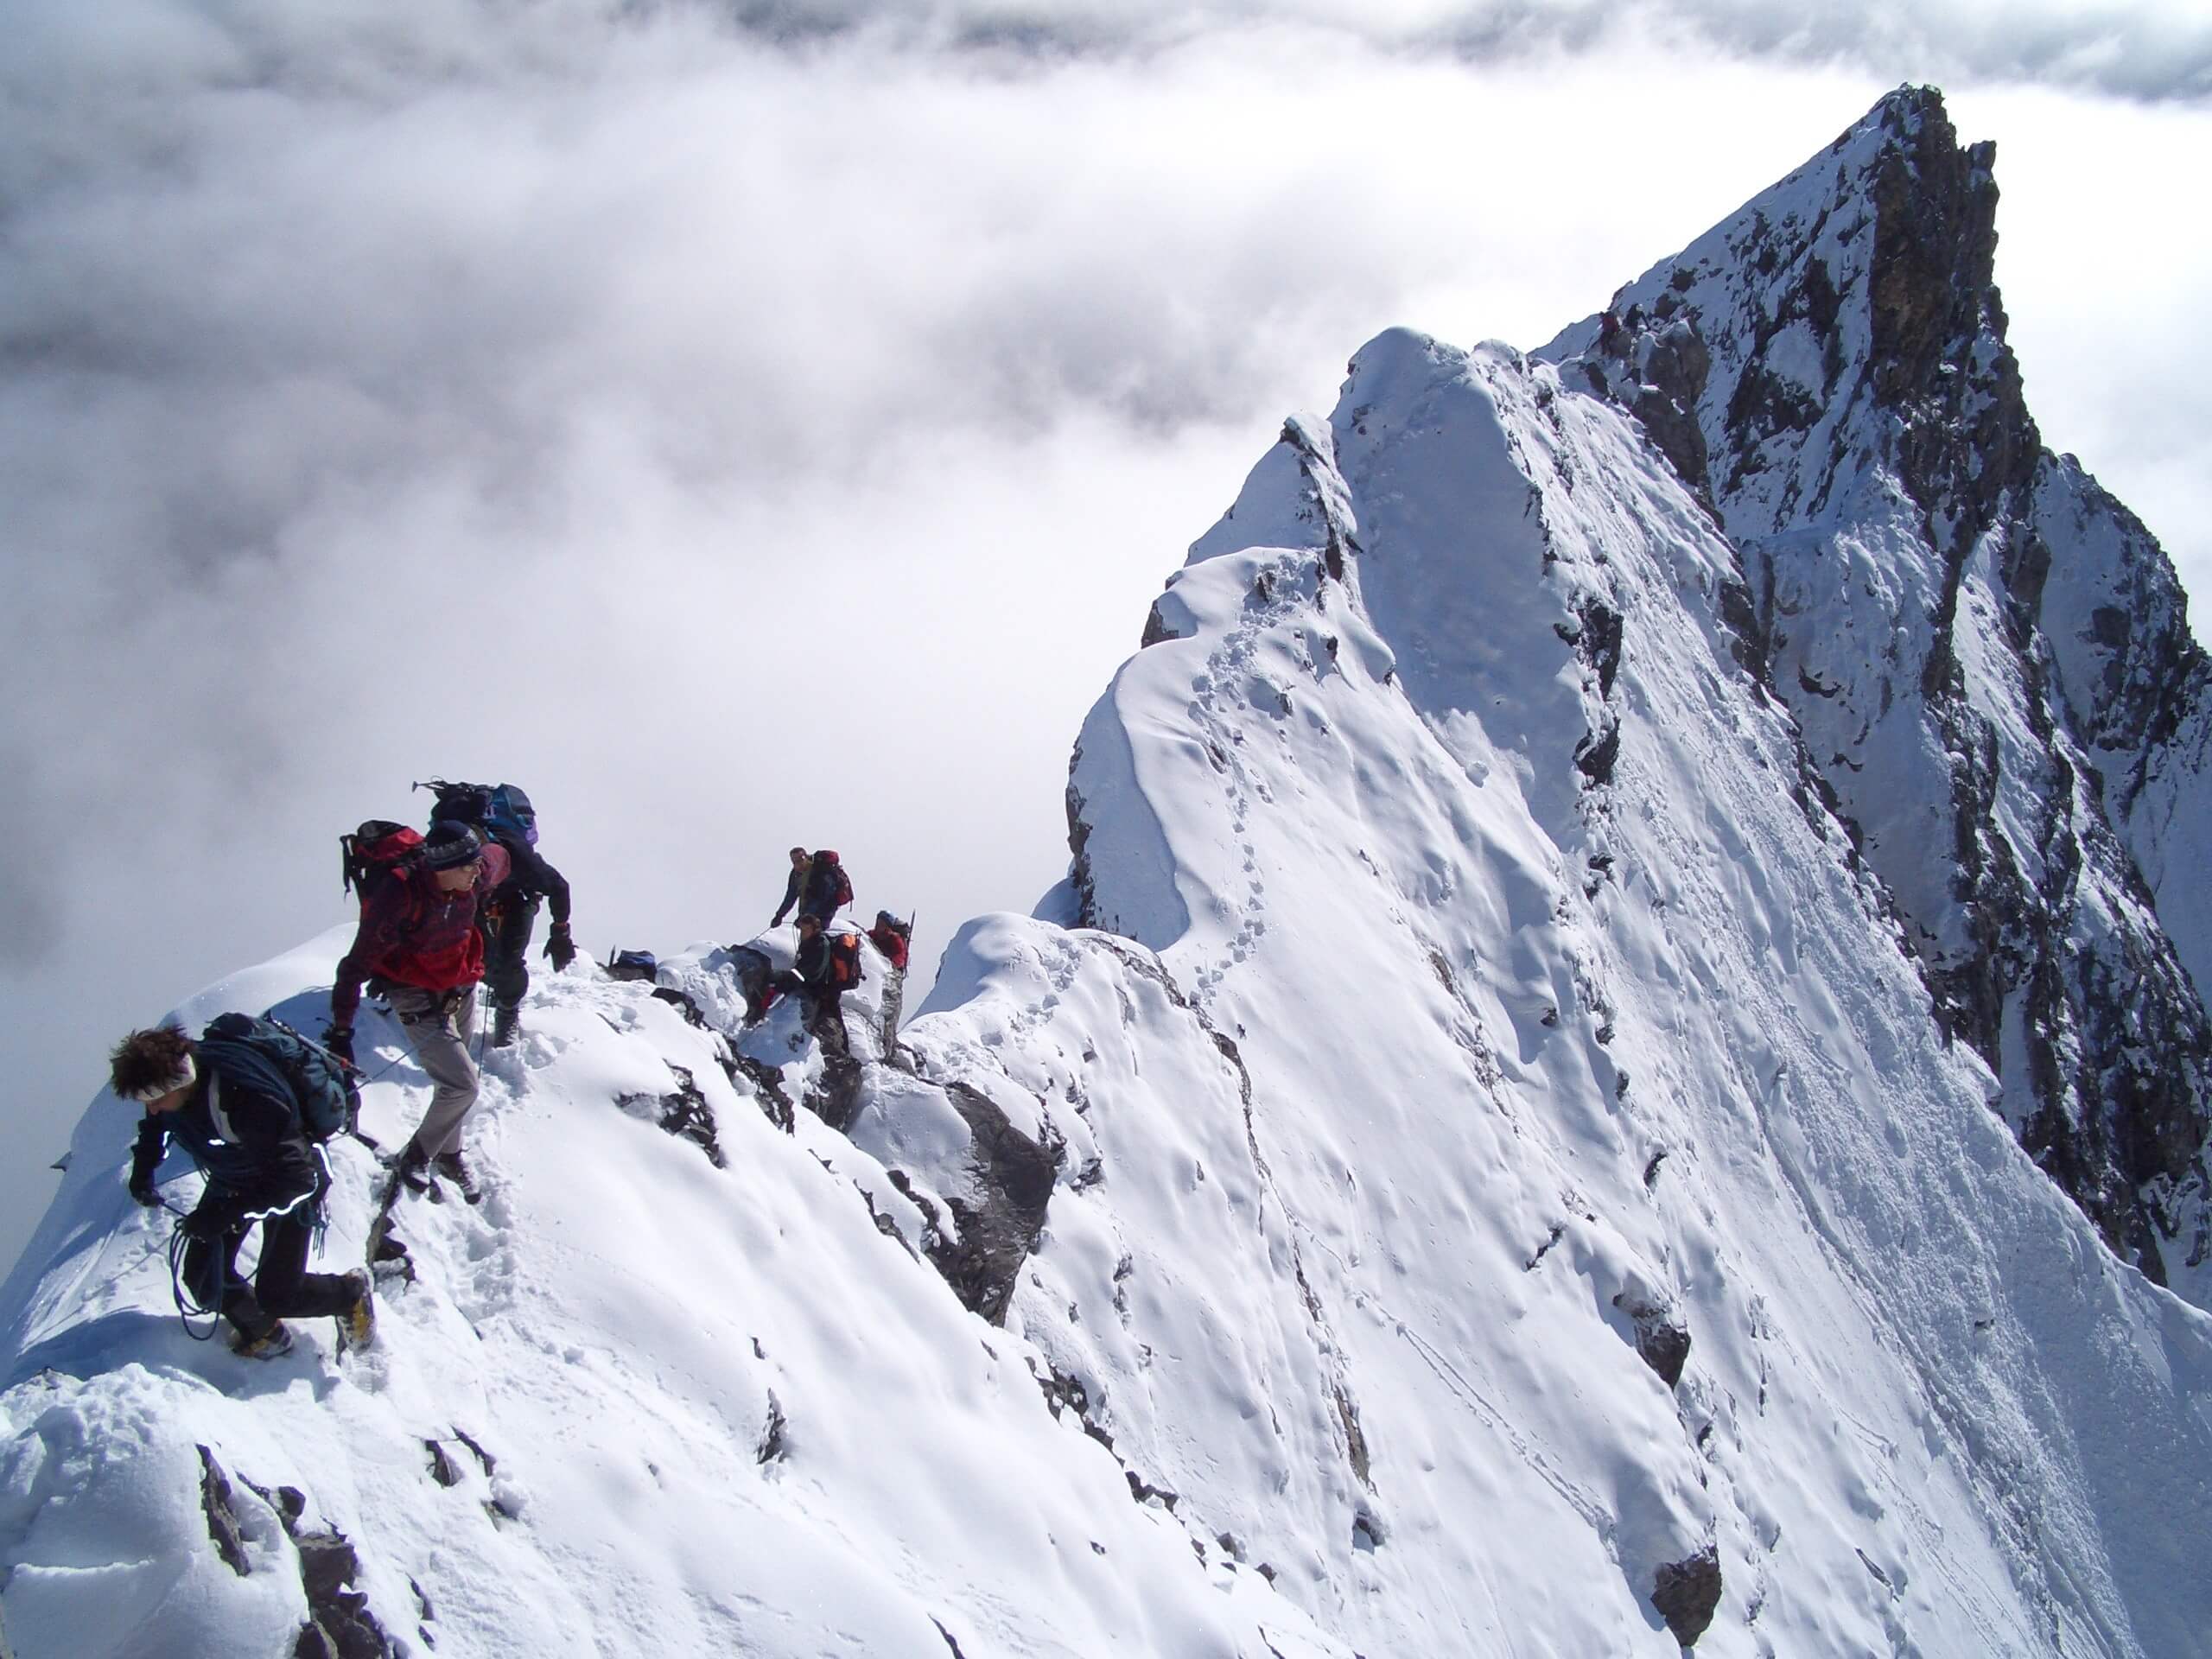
top-left (5, 87), bottom-right (2211, 1659)
top-left (1538, 86), bottom-right (2211, 1291)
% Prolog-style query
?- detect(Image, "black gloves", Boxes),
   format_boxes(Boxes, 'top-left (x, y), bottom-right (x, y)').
top-left (129, 1173), bottom-right (160, 1208)
top-left (325, 1026), bottom-right (354, 1067)
top-left (544, 923), bottom-right (576, 971)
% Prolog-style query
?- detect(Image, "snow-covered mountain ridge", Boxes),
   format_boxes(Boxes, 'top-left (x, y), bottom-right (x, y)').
top-left (5, 86), bottom-right (2210, 1659)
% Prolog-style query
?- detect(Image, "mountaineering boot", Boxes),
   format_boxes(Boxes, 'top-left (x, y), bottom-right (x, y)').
top-left (394, 1144), bottom-right (435, 1197)
top-left (490, 1004), bottom-right (519, 1048)
top-left (232, 1321), bottom-right (294, 1360)
top-left (434, 1150), bottom-right (482, 1205)
top-left (338, 1269), bottom-right (376, 1349)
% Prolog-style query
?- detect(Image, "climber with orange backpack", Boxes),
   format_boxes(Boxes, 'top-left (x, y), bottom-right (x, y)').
top-left (773, 913), bottom-right (864, 1055)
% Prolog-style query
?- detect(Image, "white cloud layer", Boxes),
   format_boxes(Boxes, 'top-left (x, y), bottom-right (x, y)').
top-left (2, 0), bottom-right (2207, 1269)
top-left (708, 0), bottom-right (2212, 102)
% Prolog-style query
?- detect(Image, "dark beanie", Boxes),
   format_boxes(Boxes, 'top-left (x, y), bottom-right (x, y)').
top-left (423, 820), bottom-right (486, 870)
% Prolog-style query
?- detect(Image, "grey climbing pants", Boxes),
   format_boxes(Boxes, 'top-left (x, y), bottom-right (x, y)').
top-left (387, 984), bottom-right (482, 1159)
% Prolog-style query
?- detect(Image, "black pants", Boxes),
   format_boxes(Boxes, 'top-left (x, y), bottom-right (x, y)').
top-left (185, 1206), bottom-right (355, 1342)
top-left (482, 893), bottom-right (541, 1014)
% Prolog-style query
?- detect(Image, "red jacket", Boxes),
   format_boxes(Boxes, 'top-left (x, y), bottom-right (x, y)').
top-left (332, 842), bottom-right (512, 1024)
top-left (868, 922), bottom-right (911, 970)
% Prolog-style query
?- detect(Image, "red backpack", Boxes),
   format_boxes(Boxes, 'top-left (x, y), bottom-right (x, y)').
top-left (814, 850), bottom-right (855, 910)
top-left (340, 820), bottom-right (424, 899)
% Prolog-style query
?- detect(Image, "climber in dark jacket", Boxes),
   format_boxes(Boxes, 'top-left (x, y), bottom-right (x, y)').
top-left (772, 914), bottom-right (863, 1054)
top-left (771, 847), bottom-right (854, 928)
top-left (115, 1022), bottom-right (370, 1358)
top-left (481, 835), bottom-right (574, 1048)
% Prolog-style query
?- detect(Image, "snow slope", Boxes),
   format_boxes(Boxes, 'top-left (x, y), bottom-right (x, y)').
top-left (7, 85), bottom-right (2212, 1659)
top-left (1, 932), bottom-right (1352, 1659)
top-left (1061, 324), bottom-right (2212, 1656)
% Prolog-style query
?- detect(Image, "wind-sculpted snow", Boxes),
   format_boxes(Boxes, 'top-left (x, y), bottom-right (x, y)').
top-left (1066, 323), bottom-right (2212, 1653)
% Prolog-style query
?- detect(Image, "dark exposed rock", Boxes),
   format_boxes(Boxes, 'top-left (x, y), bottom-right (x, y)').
top-left (290, 1529), bottom-right (394, 1659)
top-left (1632, 324), bottom-right (1712, 499)
top-left (1615, 1293), bottom-right (1692, 1389)
top-left (733, 1053), bottom-right (798, 1134)
top-left (1575, 721), bottom-right (1622, 788)
top-left (925, 1079), bottom-right (1056, 1325)
top-left (1127, 1469), bottom-right (1180, 1511)
top-left (804, 1046), bottom-right (868, 1135)
top-left (1523, 1223), bottom-right (1566, 1270)
top-left (617, 1064), bottom-right (728, 1167)
top-left (759, 1391), bottom-right (788, 1464)
top-left (227, 1471), bottom-right (397, 1659)
top-left (1650, 1545), bottom-right (1724, 1647)
top-left (1139, 599), bottom-right (1178, 648)
top-left (1065, 751), bottom-right (1101, 931)
top-left (649, 986), bottom-right (710, 1029)
top-left (451, 1429), bottom-right (496, 1477)
top-left (1332, 1383), bottom-right (1372, 1488)
top-left (195, 1445), bottom-right (251, 1577)
top-left (1567, 598), bottom-right (1624, 702)
top-left (425, 1440), bottom-right (463, 1488)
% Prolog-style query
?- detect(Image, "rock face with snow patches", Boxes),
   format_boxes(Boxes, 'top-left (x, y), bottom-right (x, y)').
top-left (6, 86), bottom-right (2212, 1659)
top-left (1538, 86), bottom-right (2212, 1293)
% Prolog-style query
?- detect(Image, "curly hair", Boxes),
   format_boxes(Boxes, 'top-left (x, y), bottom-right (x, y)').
top-left (109, 1024), bottom-right (195, 1102)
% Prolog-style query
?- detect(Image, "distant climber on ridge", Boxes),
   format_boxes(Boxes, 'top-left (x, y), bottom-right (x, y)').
top-left (328, 817), bottom-right (510, 1204)
top-left (114, 1020), bottom-right (372, 1358)
top-left (770, 846), bottom-right (853, 929)
top-left (868, 910), bottom-right (913, 1042)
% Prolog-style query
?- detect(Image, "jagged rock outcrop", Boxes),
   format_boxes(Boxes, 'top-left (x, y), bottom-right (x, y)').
top-left (1649, 1546), bottom-right (1724, 1648)
top-left (1543, 86), bottom-right (2212, 1292)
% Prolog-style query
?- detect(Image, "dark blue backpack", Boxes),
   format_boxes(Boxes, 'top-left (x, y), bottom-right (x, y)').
top-left (197, 1014), bottom-right (353, 1143)
top-left (418, 779), bottom-right (538, 848)
top-left (484, 784), bottom-right (538, 848)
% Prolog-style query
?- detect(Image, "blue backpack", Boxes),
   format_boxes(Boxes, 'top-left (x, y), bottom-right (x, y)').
top-left (419, 779), bottom-right (539, 848)
top-left (198, 1014), bottom-right (353, 1143)
top-left (484, 784), bottom-right (538, 848)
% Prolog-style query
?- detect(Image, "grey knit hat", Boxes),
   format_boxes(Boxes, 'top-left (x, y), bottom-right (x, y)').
top-left (423, 820), bottom-right (486, 870)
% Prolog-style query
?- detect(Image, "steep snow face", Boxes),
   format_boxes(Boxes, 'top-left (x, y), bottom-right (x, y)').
top-left (1537, 86), bottom-right (2211, 1290)
top-left (1068, 327), bottom-right (2212, 1655)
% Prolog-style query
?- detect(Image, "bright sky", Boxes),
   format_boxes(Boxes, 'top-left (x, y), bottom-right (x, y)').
top-left (3, 0), bottom-right (2208, 1274)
